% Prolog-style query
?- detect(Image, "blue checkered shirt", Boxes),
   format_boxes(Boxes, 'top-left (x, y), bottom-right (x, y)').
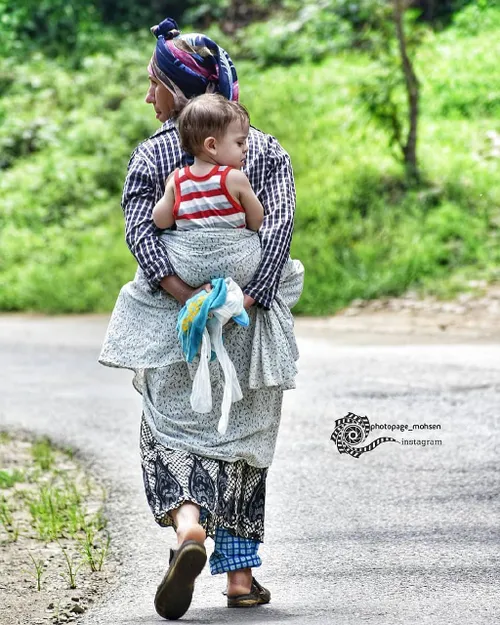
top-left (122, 119), bottom-right (296, 309)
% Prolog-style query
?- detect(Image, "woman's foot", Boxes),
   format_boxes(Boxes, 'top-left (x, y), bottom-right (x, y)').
top-left (226, 567), bottom-right (252, 597)
top-left (169, 502), bottom-right (206, 548)
top-left (176, 522), bottom-right (206, 548)
top-left (154, 539), bottom-right (207, 620)
top-left (226, 574), bottom-right (271, 608)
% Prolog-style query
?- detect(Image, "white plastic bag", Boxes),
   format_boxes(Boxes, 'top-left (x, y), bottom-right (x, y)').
top-left (190, 328), bottom-right (212, 413)
top-left (211, 278), bottom-right (246, 326)
top-left (208, 318), bottom-right (243, 434)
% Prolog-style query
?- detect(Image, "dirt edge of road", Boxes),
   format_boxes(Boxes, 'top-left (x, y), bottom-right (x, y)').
top-left (0, 434), bottom-right (118, 625)
top-left (295, 286), bottom-right (500, 344)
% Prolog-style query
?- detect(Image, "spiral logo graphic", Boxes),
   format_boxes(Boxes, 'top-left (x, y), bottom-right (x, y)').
top-left (331, 412), bottom-right (398, 458)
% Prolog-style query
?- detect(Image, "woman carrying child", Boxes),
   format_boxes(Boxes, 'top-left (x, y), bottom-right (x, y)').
top-left (152, 93), bottom-right (264, 234)
top-left (99, 16), bottom-right (303, 621)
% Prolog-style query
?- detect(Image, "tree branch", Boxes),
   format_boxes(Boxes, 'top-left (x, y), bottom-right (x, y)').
top-left (393, 0), bottom-right (420, 181)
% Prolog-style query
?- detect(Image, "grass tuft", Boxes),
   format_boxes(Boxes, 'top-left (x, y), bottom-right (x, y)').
top-left (31, 437), bottom-right (55, 471)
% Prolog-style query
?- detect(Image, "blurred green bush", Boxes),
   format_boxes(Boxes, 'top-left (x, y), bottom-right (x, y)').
top-left (0, 0), bottom-right (486, 63)
top-left (0, 6), bottom-right (499, 313)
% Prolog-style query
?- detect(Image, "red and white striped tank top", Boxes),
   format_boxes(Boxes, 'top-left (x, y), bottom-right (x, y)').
top-left (173, 164), bottom-right (246, 230)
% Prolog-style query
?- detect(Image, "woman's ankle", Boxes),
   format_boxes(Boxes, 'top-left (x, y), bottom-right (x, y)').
top-left (227, 567), bottom-right (252, 595)
top-left (176, 522), bottom-right (206, 547)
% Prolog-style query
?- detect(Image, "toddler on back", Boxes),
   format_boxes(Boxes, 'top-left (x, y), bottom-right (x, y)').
top-left (153, 93), bottom-right (264, 232)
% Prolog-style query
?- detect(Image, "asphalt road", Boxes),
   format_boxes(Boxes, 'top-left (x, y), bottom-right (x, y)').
top-left (0, 315), bottom-right (499, 625)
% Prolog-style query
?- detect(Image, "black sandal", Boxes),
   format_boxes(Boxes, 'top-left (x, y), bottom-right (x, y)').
top-left (154, 540), bottom-right (207, 620)
top-left (227, 577), bottom-right (271, 608)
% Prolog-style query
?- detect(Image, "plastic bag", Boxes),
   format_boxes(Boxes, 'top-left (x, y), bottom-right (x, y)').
top-left (208, 318), bottom-right (243, 434)
top-left (190, 328), bottom-right (212, 413)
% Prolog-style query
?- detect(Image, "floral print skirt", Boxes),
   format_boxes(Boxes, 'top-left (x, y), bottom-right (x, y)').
top-left (140, 417), bottom-right (267, 542)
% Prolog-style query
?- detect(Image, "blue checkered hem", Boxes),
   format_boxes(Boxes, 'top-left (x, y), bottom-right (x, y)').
top-left (209, 527), bottom-right (262, 575)
top-left (210, 552), bottom-right (262, 575)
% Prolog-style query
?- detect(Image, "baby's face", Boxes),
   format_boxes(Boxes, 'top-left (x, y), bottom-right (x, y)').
top-left (215, 120), bottom-right (249, 170)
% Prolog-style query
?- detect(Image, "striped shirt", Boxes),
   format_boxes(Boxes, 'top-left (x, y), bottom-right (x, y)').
top-left (174, 165), bottom-right (246, 230)
top-left (122, 118), bottom-right (296, 310)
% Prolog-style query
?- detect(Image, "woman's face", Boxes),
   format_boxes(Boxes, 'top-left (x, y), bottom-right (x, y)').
top-left (145, 74), bottom-right (175, 122)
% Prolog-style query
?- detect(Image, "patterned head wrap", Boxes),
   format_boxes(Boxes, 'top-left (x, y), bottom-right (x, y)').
top-left (148, 17), bottom-right (239, 111)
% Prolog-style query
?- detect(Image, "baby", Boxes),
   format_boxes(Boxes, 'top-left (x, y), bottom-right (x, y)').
top-left (152, 93), bottom-right (264, 232)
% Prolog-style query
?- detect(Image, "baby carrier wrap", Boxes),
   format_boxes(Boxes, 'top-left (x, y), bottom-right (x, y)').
top-left (99, 228), bottom-right (304, 467)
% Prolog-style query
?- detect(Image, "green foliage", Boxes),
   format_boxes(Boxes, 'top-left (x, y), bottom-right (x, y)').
top-left (419, 26), bottom-right (500, 119)
top-left (27, 553), bottom-right (45, 591)
top-left (0, 469), bottom-right (25, 488)
top-left (0, 0), bottom-right (102, 60)
top-left (0, 48), bottom-right (146, 312)
top-left (0, 495), bottom-right (15, 530)
top-left (353, 6), bottom-right (427, 180)
top-left (228, 6), bottom-right (353, 66)
top-left (58, 543), bottom-right (83, 589)
top-left (0, 0), bottom-right (486, 65)
top-left (204, 1), bottom-right (356, 68)
top-left (0, 7), bottom-right (499, 314)
top-left (451, 1), bottom-right (500, 35)
top-left (79, 523), bottom-right (110, 572)
top-left (1, 434), bottom-right (111, 591)
top-left (240, 24), bottom-right (500, 312)
top-left (185, 0), bottom-right (232, 25)
top-left (31, 438), bottom-right (55, 471)
top-left (28, 483), bottom-right (82, 541)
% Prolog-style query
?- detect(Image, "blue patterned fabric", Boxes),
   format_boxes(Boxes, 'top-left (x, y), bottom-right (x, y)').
top-left (209, 527), bottom-right (262, 575)
top-left (150, 17), bottom-right (239, 102)
top-left (122, 121), bottom-right (295, 310)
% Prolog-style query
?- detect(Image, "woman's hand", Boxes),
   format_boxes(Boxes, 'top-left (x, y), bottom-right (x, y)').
top-left (243, 294), bottom-right (255, 310)
top-left (190, 283), bottom-right (212, 301)
top-left (160, 275), bottom-right (212, 306)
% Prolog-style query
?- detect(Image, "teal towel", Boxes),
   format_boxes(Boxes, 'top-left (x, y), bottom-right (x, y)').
top-left (177, 278), bottom-right (249, 363)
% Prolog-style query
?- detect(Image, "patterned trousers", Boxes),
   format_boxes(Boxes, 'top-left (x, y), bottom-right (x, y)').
top-left (140, 419), bottom-right (267, 574)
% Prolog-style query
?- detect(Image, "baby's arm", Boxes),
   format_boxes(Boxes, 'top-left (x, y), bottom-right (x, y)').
top-left (152, 173), bottom-right (176, 229)
top-left (227, 170), bottom-right (264, 231)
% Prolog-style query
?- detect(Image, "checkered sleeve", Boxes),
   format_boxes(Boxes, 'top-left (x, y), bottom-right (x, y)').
top-left (243, 136), bottom-right (296, 309)
top-left (122, 148), bottom-right (176, 289)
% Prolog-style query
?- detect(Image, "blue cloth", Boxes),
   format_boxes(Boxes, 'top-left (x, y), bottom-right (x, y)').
top-left (209, 527), bottom-right (262, 575)
top-left (176, 278), bottom-right (249, 363)
top-left (177, 279), bottom-right (226, 363)
top-left (199, 508), bottom-right (261, 574)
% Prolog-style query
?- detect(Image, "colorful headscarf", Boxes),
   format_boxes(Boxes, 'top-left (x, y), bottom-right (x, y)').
top-left (148, 17), bottom-right (239, 109)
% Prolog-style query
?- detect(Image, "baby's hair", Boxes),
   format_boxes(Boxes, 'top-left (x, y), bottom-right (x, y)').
top-left (178, 93), bottom-right (250, 156)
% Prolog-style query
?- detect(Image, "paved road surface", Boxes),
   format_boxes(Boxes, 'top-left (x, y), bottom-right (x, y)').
top-left (0, 315), bottom-right (498, 625)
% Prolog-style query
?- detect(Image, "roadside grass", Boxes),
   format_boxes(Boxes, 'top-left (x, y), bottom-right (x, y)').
top-left (0, 433), bottom-right (111, 600)
top-left (0, 468), bottom-right (25, 488)
top-left (31, 437), bottom-right (55, 471)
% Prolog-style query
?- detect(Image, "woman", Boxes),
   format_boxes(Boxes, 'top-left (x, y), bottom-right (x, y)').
top-left (99, 17), bottom-right (303, 620)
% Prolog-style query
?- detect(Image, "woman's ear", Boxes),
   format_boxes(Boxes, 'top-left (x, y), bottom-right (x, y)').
top-left (204, 136), bottom-right (217, 154)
